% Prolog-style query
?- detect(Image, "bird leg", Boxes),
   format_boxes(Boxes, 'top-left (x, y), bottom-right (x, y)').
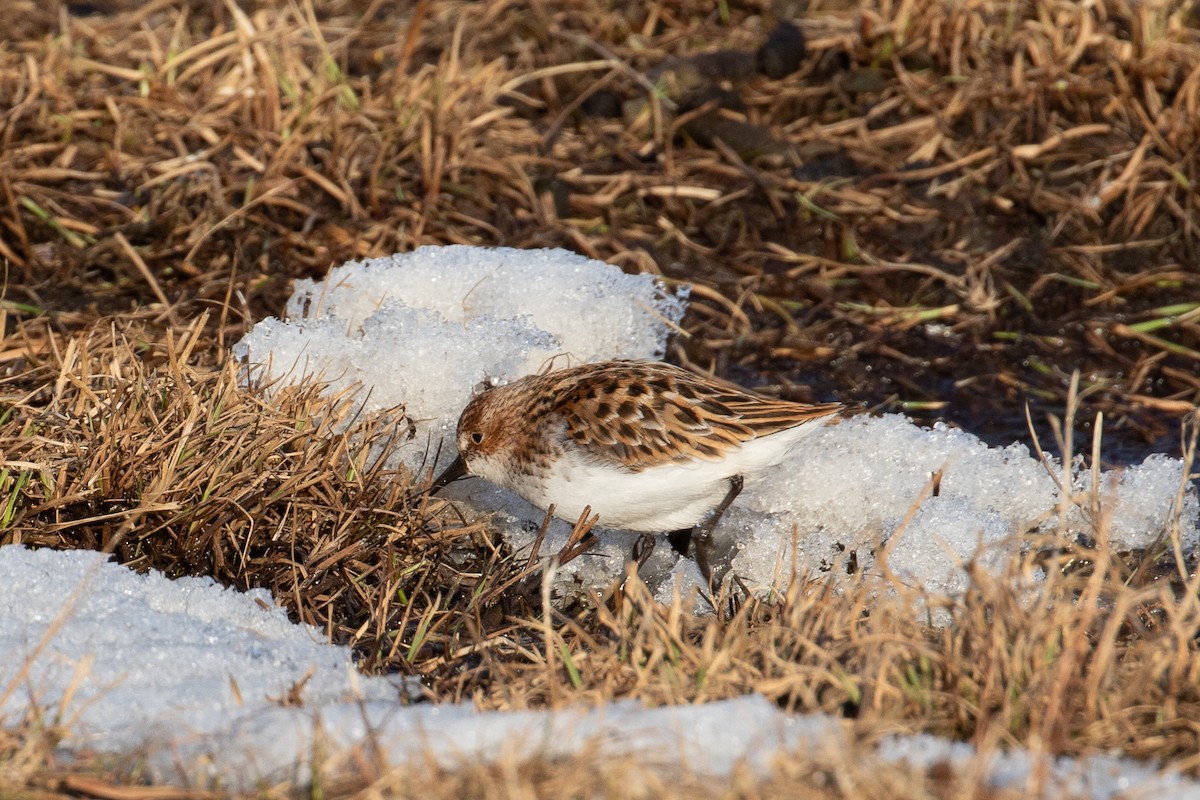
top-left (636, 527), bottom-right (696, 573)
top-left (691, 474), bottom-right (744, 582)
top-left (632, 533), bottom-right (657, 568)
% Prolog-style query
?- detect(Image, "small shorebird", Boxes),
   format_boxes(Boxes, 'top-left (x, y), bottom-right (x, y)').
top-left (431, 360), bottom-right (842, 579)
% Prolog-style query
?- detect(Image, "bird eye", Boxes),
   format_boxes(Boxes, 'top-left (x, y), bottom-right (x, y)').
top-left (470, 432), bottom-right (484, 445)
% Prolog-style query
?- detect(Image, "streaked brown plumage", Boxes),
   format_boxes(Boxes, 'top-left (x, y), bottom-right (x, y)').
top-left (432, 360), bottom-right (843, 577)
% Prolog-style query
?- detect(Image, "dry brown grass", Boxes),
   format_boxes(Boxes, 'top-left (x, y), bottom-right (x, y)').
top-left (2, 0), bottom-right (1200, 796)
top-left (1, 315), bottom-right (1197, 797)
top-left (2, 0), bottom-right (1198, 436)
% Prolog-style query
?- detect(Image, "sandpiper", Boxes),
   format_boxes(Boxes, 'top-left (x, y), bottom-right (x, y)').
top-left (432, 360), bottom-right (842, 579)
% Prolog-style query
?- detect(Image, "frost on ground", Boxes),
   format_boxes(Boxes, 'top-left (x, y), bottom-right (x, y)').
top-left (2, 545), bottom-right (1199, 797)
top-left (234, 247), bottom-right (1197, 610)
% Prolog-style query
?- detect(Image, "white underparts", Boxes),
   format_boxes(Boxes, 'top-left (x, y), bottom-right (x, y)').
top-left (526, 419), bottom-right (827, 531)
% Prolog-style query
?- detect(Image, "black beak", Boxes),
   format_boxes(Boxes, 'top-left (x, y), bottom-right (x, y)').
top-left (430, 455), bottom-right (468, 494)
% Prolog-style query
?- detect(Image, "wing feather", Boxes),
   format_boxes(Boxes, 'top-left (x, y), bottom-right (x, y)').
top-left (555, 361), bottom-right (842, 472)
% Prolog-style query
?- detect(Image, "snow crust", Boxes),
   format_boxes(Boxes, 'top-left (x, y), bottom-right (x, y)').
top-left (2, 245), bottom-right (1195, 793)
top-left (234, 246), bottom-right (1195, 607)
top-left (2, 545), bottom-right (1198, 797)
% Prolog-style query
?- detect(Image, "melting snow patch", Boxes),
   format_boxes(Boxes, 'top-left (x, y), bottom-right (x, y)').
top-left (1, 545), bottom-right (1198, 796)
top-left (234, 245), bottom-right (688, 475)
top-left (233, 247), bottom-right (1197, 610)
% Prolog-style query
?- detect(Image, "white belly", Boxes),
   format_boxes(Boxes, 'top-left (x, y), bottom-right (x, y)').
top-left (530, 422), bottom-right (823, 531)
top-left (537, 457), bottom-right (731, 530)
